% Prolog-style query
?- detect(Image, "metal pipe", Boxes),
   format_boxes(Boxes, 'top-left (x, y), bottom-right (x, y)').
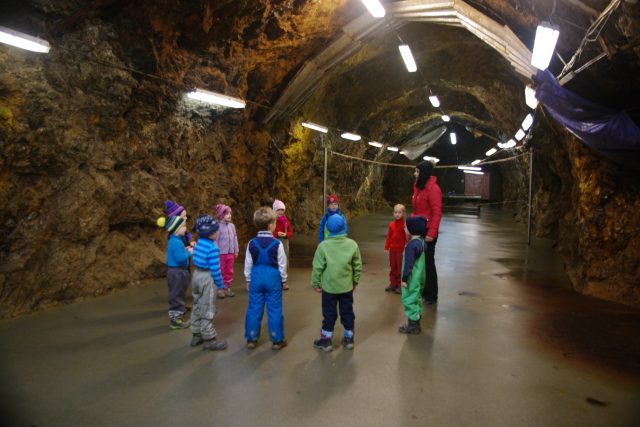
top-left (527, 148), bottom-right (533, 245)
top-left (323, 134), bottom-right (327, 213)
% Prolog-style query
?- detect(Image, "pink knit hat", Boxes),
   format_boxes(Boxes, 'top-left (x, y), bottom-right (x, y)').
top-left (273, 199), bottom-right (286, 211)
top-left (214, 204), bottom-right (231, 220)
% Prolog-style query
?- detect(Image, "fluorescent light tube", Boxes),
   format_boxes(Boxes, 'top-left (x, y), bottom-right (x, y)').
top-left (0, 25), bottom-right (50, 53)
top-left (387, 146), bottom-right (399, 152)
top-left (458, 166), bottom-right (481, 171)
top-left (429, 96), bottom-right (440, 108)
top-left (522, 114), bottom-right (534, 131)
top-left (471, 160), bottom-right (481, 165)
top-left (187, 89), bottom-right (246, 108)
top-left (341, 132), bottom-right (361, 141)
top-left (398, 45), bottom-right (417, 72)
top-left (515, 129), bottom-right (526, 141)
top-left (486, 148), bottom-right (497, 156)
top-left (360, 0), bottom-right (386, 18)
top-left (463, 170), bottom-right (485, 175)
top-left (531, 22), bottom-right (560, 70)
top-left (450, 132), bottom-right (457, 144)
top-left (368, 141), bottom-right (383, 148)
top-left (504, 139), bottom-right (516, 148)
top-left (302, 121), bottom-right (329, 133)
top-left (525, 85), bottom-right (538, 109)
top-left (441, 115), bottom-right (450, 122)
top-left (423, 156), bottom-right (440, 163)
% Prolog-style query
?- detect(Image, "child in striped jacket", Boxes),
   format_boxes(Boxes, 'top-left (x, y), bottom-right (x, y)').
top-left (190, 215), bottom-right (227, 351)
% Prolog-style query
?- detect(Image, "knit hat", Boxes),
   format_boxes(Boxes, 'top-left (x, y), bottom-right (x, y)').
top-left (214, 204), bottom-right (231, 220)
top-left (157, 215), bottom-right (185, 235)
top-left (193, 214), bottom-right (219, 236)
top-left (326, 194), bottom-right (340, 205)
top-left (164, 200), bottom-right (185, 217)
top-left (406, 215), bottom-right (428, 237)
top-left (273, 199), bottom-right (286, 211)
top-left (326, 215), bottom-right (346, 236)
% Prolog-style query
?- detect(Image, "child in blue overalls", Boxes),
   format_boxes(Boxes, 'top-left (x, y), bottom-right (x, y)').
top-left (243, 207), bottom-right (288, 350)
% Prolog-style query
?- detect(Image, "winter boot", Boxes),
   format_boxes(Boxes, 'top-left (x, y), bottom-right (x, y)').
top-left (313, 337), bottom-right (333, 352)
top-left (190, 334), bottom-right (204, 347)
top-left (271, 340), bottom-right (288, 350)
top-left (203, 338), bottom-right (228, 351)
top-left (170, 317), bottom-right (190, 330)
top-left (342, 336), bottom-right (354, 350)
top-left (398, 319), bottom-right (421, 334)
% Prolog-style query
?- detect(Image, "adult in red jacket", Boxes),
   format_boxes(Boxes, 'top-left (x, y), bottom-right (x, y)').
top-left (411, 160), bottom-right (442, 304)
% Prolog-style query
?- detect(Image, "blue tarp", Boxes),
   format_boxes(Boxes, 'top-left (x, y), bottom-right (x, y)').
top-left (535, 70), bottom-right (640, 170)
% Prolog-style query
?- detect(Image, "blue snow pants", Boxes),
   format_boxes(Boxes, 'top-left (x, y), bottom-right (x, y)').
top-left (245, 239), bottom-right (285, 343)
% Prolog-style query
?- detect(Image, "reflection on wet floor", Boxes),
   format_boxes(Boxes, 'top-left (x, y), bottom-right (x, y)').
top-left (1, 207), bottom-right (639, 426)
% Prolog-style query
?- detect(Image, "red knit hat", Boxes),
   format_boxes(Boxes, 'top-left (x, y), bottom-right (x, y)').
top-left (326, 194), bottom-right (340, 205)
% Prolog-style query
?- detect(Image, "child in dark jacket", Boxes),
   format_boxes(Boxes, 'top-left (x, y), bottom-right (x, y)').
top-left (244, 207), bottom-right (288, 350)
top-left (399, 216), bottom-right (429, 335)
top-left (157, 215), bottom-right (193, 330)
top-left (384, 204), bottom-right (407, 294)
top-left (318, 194), bottom-right (348, 243)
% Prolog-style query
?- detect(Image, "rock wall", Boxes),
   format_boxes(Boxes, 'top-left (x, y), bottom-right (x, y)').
top-left (0, 0), bottom-right (366, 318)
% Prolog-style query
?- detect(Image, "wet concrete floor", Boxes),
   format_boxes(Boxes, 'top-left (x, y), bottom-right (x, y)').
top-left (1, 209), bottom-right (639, 426)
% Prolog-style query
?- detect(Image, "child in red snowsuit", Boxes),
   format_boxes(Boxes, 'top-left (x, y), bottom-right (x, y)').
top-left (384, 204), bottom-right (407, 294)
top-left (273, 199), bottom-right (293, 290)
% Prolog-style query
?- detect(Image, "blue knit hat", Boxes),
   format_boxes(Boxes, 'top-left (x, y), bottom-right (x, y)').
top-left (326, 215), bottom-right (346, 236)
top-left (193, 214), bottom-right (219, 236)
top-left (156, 215), bottom-right (185, 235)
top-left (406, 215), bottom-right (428, 237)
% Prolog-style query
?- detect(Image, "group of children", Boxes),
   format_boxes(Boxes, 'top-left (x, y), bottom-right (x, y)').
top-left (156, 193), bottom-right (430, 352)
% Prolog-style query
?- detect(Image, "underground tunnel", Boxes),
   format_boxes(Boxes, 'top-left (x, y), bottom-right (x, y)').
top-left (0, 0), bottom-right (639, 426)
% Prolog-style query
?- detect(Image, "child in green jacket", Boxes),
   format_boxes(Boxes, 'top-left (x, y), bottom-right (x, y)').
top-left (399, 216), bottom-right (428, 334)
top-left (311, 215), bottom-right (362, 351)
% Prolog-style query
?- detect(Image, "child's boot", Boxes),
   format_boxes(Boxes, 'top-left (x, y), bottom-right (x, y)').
top-left (313, 337), bottom-right (332, 351)
top-left (170, 317), bottom-right (190, 330)
top-left (216, 289), bottom-right (226, 299)
top-left (224, 288), bottom-right (235, 297)
top-left (190, 333), bottom-right (204, 346)
top-left (399, 319), bottom-right (421, 334)
top-left (203, 338), bottom-right (228, 351)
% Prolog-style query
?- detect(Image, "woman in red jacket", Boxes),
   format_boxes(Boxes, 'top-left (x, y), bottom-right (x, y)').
top-left (384, 204), bottom-right (407, 294)
top-left (411, 160), bottom-right (442, 304)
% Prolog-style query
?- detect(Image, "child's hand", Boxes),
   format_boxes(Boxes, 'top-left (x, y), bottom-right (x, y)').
top-left (190, 241), bottom-right (196, 248)
top-left (401, 282), bottom-right (408, 288)
top-left (278, 232), bottom-right (286, 237)
top-left (245, 282), bottom-right (250, 291)
top-left (235, 252), bottom-right (239, 259)
top-left (187, 247), bottom-right (194, 254)
top-left (313, 287), bottom-right (322, 293)
top-left (384, 249), bottom-right (388, 253)
top-left (425, 236), bottom-right (434, 242)
top-left (353, 283), bottom-right (358, 292)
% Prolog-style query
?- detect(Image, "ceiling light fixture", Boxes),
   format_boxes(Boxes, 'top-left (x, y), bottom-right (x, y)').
top-left (515, 129), bottom-right (526, 141)
top-left (341, 132), bottom-right (361, 141)
top-left (522, 114), bottom-right (534, 131)
top-left (471, 160), bottom-right (481, 165)
top-left (525, 85), bottom-right (538, 109)
top-left (423, 156), bottom-right (440, 163)
top-left (486, 148), bottom-right (497, 156)
top-left (360, 0), bottom-right (386, 18)
top-left (463, 170), bottom-right (485, 175)
top-left (450, 132), bottom-right (457, 144)
top-left (441, 114), bottom-right (450, 122)
top-left (0, 25), bottom-right (50, 53)
top-left (301, 121), bottom-right (329, 133)
top-left (387, 146), bottom-right (399, 152)
top-left (398, 45), bottom-right (417, 72)
top-left (458, 166), bottom-right (482, 171)
top-left (503, 139), bottom-right (517, 148)
top-left (368, 141), bottom-right (383, 148)
top-left (187, 89), bottom-right (246, 108)
top-left (429, 95), bottom-right (440, 108)
top-left (531, 22), bottom-right (560, 70)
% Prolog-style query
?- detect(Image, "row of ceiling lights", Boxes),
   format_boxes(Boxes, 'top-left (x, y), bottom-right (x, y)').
top-left (0, 2), bottom-right (559, 173)
top-left (298, 1), bottom-right (559, 173)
